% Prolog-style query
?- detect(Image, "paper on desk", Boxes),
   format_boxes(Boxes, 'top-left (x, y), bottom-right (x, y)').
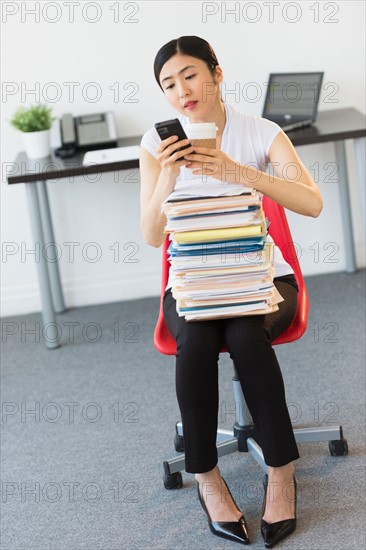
top-left (82, 145), bottom-right (140, 165)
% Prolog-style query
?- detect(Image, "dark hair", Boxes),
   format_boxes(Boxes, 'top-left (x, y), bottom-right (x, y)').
top-left (154, 36), bottom-right (220, 90)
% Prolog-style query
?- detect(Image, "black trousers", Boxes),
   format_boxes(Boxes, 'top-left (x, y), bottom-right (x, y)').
top-left (163, 275), bottom-right (300, 473)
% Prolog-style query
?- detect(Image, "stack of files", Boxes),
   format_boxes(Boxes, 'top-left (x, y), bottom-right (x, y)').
top-left (161, 187), bottom-right (283, 321)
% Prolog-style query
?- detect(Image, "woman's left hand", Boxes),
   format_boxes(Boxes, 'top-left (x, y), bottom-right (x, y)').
top-left (183, 147), bottom-right (249, 186)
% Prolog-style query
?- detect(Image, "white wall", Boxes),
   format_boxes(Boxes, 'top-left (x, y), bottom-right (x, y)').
top-left (1, 0), bottom-right (365, 316)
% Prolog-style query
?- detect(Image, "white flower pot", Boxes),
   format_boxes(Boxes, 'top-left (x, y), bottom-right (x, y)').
top-left (22, 129), bottom-right (51, 159)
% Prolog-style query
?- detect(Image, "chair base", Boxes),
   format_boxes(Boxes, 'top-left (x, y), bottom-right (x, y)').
top-left (163, 422), bottom-right (348, 489)
top-left (162, 373), bottom-right (348, 489)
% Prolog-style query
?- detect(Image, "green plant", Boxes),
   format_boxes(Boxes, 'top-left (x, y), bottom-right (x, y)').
top-left (10, 104), bottom-right (56, 132)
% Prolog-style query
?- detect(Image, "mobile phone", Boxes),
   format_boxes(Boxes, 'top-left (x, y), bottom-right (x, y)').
top-left (154, 119), bottom-right (192, 157)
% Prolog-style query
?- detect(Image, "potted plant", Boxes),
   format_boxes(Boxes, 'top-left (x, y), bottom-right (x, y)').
top-left (10, 104), bottom-right (56, 159)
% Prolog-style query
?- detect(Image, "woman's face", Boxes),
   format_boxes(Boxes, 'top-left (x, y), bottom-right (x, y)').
top-left (159, 53), bottom-right (223, 120)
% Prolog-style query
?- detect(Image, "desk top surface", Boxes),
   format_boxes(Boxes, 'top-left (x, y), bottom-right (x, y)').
top-left (7, 107), bottom-right (366, 184)
top-left (286, 107), bottom-right (366, 145)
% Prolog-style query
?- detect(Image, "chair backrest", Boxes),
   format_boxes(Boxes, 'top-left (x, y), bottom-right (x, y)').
top-left (154, 195), bottom-right (309, 355)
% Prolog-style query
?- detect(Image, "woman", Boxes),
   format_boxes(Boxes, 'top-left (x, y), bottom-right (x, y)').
top-left (140, 36), bottom-right (323, 547)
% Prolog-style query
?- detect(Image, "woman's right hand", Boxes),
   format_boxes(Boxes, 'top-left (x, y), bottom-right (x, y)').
top-left (156, 136), bottom-right (195, 176)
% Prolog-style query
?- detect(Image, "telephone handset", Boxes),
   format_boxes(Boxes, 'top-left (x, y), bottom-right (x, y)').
top-left (55, 112), bottom-right (118, 158)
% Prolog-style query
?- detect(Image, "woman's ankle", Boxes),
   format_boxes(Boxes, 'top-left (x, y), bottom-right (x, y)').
top-left (195, 464), bottom-right (221, 483)
top-left (268, 462), bottom-right (295, 482)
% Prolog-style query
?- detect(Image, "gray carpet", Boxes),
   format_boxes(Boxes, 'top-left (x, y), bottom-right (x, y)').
top-left (1, 270), bottom-right (365, 550)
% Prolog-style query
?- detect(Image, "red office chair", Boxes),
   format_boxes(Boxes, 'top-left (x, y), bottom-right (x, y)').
top-left (154, 196), bottom-right (348, 489)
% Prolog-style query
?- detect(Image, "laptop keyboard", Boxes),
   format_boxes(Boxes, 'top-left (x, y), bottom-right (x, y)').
top-left (280, 119), bottom-right (314, 132)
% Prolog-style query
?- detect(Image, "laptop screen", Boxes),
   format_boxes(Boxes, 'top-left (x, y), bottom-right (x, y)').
top-left (262, 72), bottom-right (324, 120)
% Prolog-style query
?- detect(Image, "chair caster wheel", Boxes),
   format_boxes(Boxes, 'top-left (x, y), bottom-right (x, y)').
top-left (163, 471), bottom-right (183, 489)
top-left (329, 438), bottom-right (348, 456)
top-left (174, 433), bottom-right (185, 452)
top-left (163, 460), bottom-right (183, 489)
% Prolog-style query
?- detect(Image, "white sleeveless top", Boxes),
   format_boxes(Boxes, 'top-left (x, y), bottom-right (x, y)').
top-left (140, 102), bottom-right (294, 291)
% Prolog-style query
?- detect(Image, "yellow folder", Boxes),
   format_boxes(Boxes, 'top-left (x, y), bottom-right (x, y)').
top-left (173, 223), bottom-right (265, 244)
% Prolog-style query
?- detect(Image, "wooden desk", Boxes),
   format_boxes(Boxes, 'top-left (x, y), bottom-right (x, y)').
top-left (6, 108), bottom-right (366, 349)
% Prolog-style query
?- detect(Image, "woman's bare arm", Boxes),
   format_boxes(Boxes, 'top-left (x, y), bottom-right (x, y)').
top-left (140, 147), bottom-right (175, 247)
top-left (184, 130), bottom-right (323, 218)
top-left (249, 130), bottom-right (323, 218)
top-left (139, 137), bottom-right (195, 247)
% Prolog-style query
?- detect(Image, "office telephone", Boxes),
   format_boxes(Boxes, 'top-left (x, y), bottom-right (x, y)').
top-left (55, 112), bottom-right (118, 158)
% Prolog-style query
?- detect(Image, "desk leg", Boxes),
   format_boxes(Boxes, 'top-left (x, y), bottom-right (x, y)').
top-left (26, 183), bottom-right (60, 349)
top-left (36, 180), bottom-right (66, 313)
top-left (335, 140), bottom-right (357, 273)
top-left (354, 137), bottom-right (366, 236)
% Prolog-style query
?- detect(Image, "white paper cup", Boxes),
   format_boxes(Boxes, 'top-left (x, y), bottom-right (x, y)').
top-left (185, 123), bottom-right (217, 149)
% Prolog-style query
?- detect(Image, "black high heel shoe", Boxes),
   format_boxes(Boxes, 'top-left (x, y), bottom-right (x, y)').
top-left (260, 473), bottom-right (297, 548)
top-left (196, 477), bottom-right (250, 545)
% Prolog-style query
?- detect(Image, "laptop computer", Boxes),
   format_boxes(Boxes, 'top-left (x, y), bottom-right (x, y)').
top-left (262, 72), bottom-right (324, 132)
